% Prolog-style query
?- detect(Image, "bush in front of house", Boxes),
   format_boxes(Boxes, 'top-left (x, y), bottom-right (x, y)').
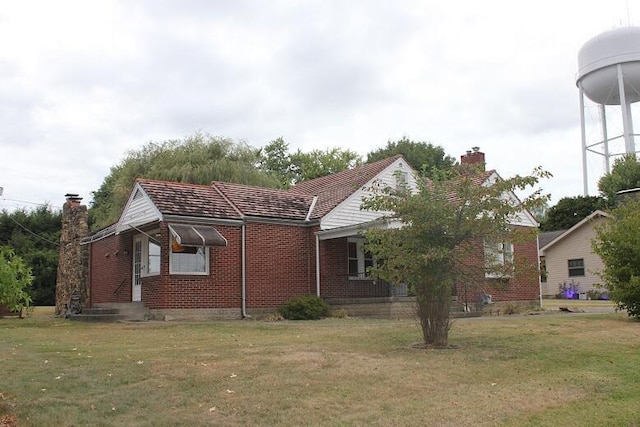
top-left (279, 295), bottom-right (329, 320)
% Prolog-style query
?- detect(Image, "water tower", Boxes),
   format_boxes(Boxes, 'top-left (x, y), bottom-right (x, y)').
top-left (576, 26), bottom-right (640, 195)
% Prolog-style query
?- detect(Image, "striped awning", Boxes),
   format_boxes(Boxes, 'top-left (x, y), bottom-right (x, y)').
top-left (168, 224), bottom-right (227, 247)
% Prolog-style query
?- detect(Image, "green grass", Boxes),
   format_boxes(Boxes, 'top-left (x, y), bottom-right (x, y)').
top-left (2, 308), bottom-right (640, 426)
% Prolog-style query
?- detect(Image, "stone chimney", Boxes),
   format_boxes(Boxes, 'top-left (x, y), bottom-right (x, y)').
top-left (55, 194), bottom-right (89, 316)
top-left (460, 147), bottom-right (485, 170)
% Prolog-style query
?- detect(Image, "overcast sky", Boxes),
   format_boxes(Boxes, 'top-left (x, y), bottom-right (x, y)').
top-left (1, 0), bottom-right (638, 212)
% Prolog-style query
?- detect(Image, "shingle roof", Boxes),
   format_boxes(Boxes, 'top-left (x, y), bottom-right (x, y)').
top-left (212, 181), bottom-right (315, 221)
top-left (136, 155), bottom-right (406, 222)
top-left (538, 230), bottom-right (565, 249)
top-left (137, 179), bottom-right (242, 220)
top-left (290, 155), bottom-right (403, 219)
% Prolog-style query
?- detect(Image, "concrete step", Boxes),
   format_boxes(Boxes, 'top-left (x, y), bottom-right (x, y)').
top-left (69, 313), bottom-right (128, 323)
top-left (70, 302), bottom-right (149, 322)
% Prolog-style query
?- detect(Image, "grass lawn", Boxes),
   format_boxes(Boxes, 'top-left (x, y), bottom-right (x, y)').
top-left (2, 308), bottom-right (640, 426)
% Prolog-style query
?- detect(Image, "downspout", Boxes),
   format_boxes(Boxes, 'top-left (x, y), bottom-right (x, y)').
top-left (211, 182), bottom-right (249, 319)
top-left (537, 233), bottom-right (543, 309)
top-left (242, 222), bottom-right (250, 318)
top-left (315, 234), bottom-right (321, 297)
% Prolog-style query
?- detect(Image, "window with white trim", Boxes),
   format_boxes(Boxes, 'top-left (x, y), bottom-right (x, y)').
top-left (170, 234), bottom-right (209, 275)
top-left (139, 230), bottom-right (161, 277)
top-left (484, 240), bottom-right (514, 278)
top-left (348, 238), bottom-right (374, 279)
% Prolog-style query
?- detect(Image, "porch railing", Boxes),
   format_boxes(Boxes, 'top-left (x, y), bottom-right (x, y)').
top-left (343, 273), bottom-right (409, 298)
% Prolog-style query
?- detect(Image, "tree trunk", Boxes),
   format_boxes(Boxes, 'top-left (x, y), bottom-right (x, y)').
top-left (416, 281), bottom-right (452, 348)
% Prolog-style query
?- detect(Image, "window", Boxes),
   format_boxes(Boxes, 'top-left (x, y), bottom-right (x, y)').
top-left (484, 240), bottom-right (514, 278)
top-left (138, 231), bottom-right (161, 277)
top-left (170, 234), bottom-right (209, 275)
top-left (147, 239), bottom-right (161, 275)
top-left (568, 258), bottom-right (585, 277)
top-left (348, 238), bottom-right (374, 279)
top-left (395, 170), bottom-right (409, 191)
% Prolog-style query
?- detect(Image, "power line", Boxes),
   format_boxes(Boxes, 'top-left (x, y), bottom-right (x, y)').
top-left (6, 215), bottom-right (60, 247)
top-left (0, 197), bottom-right (62, 210)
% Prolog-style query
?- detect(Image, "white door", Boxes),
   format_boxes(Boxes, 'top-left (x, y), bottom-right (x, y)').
top-left (132, 238), bottom-right (142, 302)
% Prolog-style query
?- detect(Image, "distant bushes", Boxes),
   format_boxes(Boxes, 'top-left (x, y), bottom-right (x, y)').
top-left (279, 295), bottom-right (329, 320)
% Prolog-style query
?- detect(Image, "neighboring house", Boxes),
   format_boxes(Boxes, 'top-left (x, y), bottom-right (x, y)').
top-left (539, 210), bottom-right (610, 298)
top-left (82, 151), bottom-right (540, 320)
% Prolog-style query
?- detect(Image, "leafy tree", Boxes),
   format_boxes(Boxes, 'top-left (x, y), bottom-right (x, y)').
top-left (290, 147), bottom-right (361, 183)
top-left (362, 165), bottom-right (550, 348)
top-left (366, 137), bottom-right (456, 177)
top-left (90, 133), bottom-right (282, 229)
top-left (598, 154), bottom-right (640, 201)
top-left (540, 196), bottom-right (611, 231)
top-left (258, 139), bottom-right (362, 187)
top-left (0, 246), bottom-right (33, 317)
top-left (593, 199), bottom-right (640, 318)
top-left (0, 206), bottom-right (61, 305)
top-left (257, 137), bottom-right (294, 188)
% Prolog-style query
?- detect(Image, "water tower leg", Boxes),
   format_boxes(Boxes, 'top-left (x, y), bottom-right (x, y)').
top-left (600, 104), bottom-right (610, 174)
top-left (579, 87), bottom-right (589, 196)
top-left (618, 64), bottom-right (636, 154)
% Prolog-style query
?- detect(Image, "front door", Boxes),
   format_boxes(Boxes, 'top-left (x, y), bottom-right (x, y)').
top-left (132, 237), bottom-right (142, 302)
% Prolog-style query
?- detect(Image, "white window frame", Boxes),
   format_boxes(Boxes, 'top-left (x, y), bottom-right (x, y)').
top-left (348, 238), bottom-right (374, 280)
top-left (169, 233), bottom-right (209, 275)
top-left (138, 230), bottom-right (161, 278)
top-left (484, 240), bottom-right (514, 278)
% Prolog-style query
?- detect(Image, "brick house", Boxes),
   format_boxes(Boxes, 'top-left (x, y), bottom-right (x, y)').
top-left (84, 152), bottom-right (540, 320)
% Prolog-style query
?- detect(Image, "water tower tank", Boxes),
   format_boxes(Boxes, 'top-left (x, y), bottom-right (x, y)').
top-left (576, 26), bottom-right (640, 105)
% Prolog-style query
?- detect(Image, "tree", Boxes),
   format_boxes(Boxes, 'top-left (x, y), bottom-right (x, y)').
top-left (362, 165), bottom-right (549, 348)
top-left (258, 139), bottom-right (362, 187)
top-left (593, 199), bottom-right (640, 318)
top-left (257, 137), bottom-right (294, 188)
top-left (598, 154), bottom-right (640, 201)
top-left (540, 196), bottom-right (611, 231)
top-left (0, 206), bottom-right (61, 305)
top-left (90, 133), bottom-right (282, 229)
top-left (366, 137), bottom-right (456, 178)
top-left (290, 147), bottom-right (361, 183)
top-left (0, 247), bottom-right (33, 317)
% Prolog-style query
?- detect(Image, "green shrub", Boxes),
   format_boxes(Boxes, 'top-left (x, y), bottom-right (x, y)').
top-left (587, 289), bottom-right (603, 300)
top-left (330, 308), bottom-right (349, 318)
top-left (502, 302), bottom-right (520, 315)
top-left (280, 295), bottom-right (329, 320)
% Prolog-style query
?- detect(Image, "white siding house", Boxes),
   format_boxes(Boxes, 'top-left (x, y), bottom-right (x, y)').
top-left (540, 210), bottom-right (610, 298)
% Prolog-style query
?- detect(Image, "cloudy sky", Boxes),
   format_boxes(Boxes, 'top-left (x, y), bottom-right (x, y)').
top-left (1, 0), bottom-right (638, 212)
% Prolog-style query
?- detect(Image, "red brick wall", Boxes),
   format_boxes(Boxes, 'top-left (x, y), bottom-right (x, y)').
top-left (318, 237), bottom-right (389, 299)
top-left (147, 223), bottom-right (243, 309)
top-left (454, 226), bottom-right (540, 303)
top-left (88, 232), bottom-right (133, 306)
top-left (89, 221), bottom-right (320, 311)
top-left (88, 220), bottom-right (544, 313)
top-left (319, 238), bottom-right (350, 298)
top-left (485, 231), bottom-right (540, 302)
top-left (244, 222), bottom-right (316, 308)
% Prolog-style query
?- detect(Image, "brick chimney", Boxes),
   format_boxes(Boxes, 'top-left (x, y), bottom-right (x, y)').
top-left (460, 147), bottom-right (485, 170)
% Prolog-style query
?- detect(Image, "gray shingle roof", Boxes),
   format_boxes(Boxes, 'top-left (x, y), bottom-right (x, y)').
top-left (137, 179), bottom-right (242, 220)
top-left (289, 155), bottom-right (402, 219)
top-left (137, 156), bottom-right (407, 222)
top-left (212, 181), bottom-right (315, 221)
